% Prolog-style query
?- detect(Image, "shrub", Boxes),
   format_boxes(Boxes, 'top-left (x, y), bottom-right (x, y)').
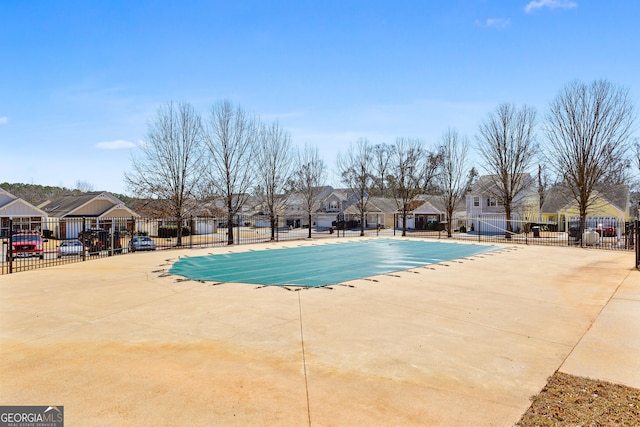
top-left (158, 225), bottom-right (191, 238)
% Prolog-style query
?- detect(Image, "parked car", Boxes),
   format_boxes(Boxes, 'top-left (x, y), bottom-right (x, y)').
top-left (129, 236), bottom-right (156, 251)
top-left (57, 239), bottom-right (84, 257)
top-left (8, 232), bottom-right (46, 260)
top-left (78, 229), bottom-right (122, 253)
top-left (595, 224), bottom-right (616, 237)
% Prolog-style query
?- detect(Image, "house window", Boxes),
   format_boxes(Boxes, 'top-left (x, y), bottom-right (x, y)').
top-left (329, 200), bottom-right (339, 210)
top-left (486, 197), bottom-right (503, 207)
top-left (473, 196), bottom-right (479, 207)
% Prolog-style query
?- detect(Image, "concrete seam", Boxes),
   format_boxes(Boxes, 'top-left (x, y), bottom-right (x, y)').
top-left (298, 292), bottom-right (312, 426)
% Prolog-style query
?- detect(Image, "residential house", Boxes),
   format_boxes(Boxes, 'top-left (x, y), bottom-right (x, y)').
top-left (397, 195), bottom-right (445, 230)
top-left (280, 186), bottom-right (398, 230)
top-left (341, 195), bottom-right (397, 229)
top-left (365, 196), bottom-right (398, 229)
top-left (127, 197), bottom-right (219, 235)
top-left (541, 184), bottom-right (630, 234)
top-left (316, 188), bottom-right (350, 228)
top-left (282, 186), bottom-right (335, 228)
top-left (465, 174), bottom-right (539, 234)
top-left (396, 195), bottom-right (468, 231)
top-left (249, 193), bottom-right (297, 228)
top-left (315, 188), bottom-right (399, 230)
top-left (39, 191), bottom-right (139, 239)
top-left (0, 188), bottom-right (48, 237)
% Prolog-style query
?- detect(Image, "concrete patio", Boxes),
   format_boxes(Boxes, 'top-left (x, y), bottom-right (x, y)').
top-left (1, 238), bottom-right (638, 426)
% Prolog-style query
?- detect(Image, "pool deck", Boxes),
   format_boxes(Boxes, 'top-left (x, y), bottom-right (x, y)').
top-left (1, 237), bottom-right (638, 426)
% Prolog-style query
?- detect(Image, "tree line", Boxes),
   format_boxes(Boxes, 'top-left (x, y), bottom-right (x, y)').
top-left (0, 181), bottom-right (130, 206)
top-left (126, 79), bottom-right (638, 244)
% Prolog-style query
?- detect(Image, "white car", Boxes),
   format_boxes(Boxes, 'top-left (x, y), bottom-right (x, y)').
top-left (129, 236), bottom-right (157, 251)
top-left (57, 239), bottom-right (84, 257)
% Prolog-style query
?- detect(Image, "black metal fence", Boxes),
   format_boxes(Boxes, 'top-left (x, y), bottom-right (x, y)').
top-left (1, 214), bottom-right (639, 275)
top-left (0, 214), bottom-right (330, 274)
top-left (401, 215), bottom-right (638, 251)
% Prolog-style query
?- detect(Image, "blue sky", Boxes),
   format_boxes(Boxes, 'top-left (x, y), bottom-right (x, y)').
top-left (1, 0), bottom-right (639, 194)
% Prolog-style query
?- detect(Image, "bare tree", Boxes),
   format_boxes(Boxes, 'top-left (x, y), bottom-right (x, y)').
top-left (255, 121), bottom-right (294, 240)
top-left (290, 143), bottom-right (327, 238)
top-left (465, 167), bottom-right (479, 193)
top-left (435, 128), bottom-right (470, 237)
top-left (389, 137), bottom-right (440, 236)
top-left (537, 164), bottom-right (550, 209)
top-left (477, 103), bottom-right (537, 239)
top-left (633, 138), bottom-right (640, 195)
top-left (337, 138), bottom-right (374, 236)
top-left (74, 180), bottom-right (94, 193)
top-left (202, 100), bottom-right (257, 245)
top-left (544, 80), bottom-right (636, 238)
top-left (634, 138), bottom-right (640, 175)
top-left (371, 143), bottom-right (395, 197)
top-left (633, 138), bottom-right (640, 211)
top-left (125, 101), bottom-right (204, 246)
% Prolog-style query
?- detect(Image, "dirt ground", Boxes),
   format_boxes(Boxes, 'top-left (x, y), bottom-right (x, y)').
top-left (517, 372), bottom-right (640, 426)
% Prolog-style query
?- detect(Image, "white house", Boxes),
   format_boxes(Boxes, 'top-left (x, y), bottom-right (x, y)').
top-left (396, 195), bottom-right (445, 230)
top-left (316, 188), bottom-right (349, 228)
top-left (280, 186), bottom-right (335, 229)
top-left (465, 174), bottom-right (539, 234)
top-left (0, 188), bottom-right (48, 237)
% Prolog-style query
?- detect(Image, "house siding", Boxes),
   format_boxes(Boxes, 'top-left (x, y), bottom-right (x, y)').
top-left (73, 199), bottom-right (114, 216)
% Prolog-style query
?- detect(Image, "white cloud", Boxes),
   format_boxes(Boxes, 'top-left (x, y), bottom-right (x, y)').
top-left (95, 139), bottom-right (136, 150)
top-left (525, 0), bottom-right (577, 13)
top-left (0, 116), bottom-right (8, 124)
top-left (484, 18), bottom-right (511, 28)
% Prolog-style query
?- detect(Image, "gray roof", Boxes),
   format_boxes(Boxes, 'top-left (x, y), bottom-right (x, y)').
top-left (541, 184), bottom-right (630, 214)
top-left (311, 186), bottom-right (339, 211)
top-left (40, 191), bottom-right (123, 217)
top-left (342, 196), bottom-right (398, 214)
top-left (415, 194), bottom-right (448, 213)
top-left (281, 186), bottom-right (335, 214)
top-left (540, 185), bottom-right (572, 214)
top-left (470, 174), bottom-right (535, 195)
top-left (367, 196), bottom-right (398, 213)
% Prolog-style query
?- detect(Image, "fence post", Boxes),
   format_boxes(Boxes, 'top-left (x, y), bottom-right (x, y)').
top-left (190, 215), bottom-right (193, 249)
top-left (235, 215), bottom-right (239, 245)
top-left (478, 216), bottom-right (481, 243)
top-left (7, 217), bottom-right (13, 274)
top-left (131, 216), bottom-right (136, 253)
top-left (82, 218), bottom-right (87, 261)
top-left (635, 219), bottom-right (640, 270)
top-left (109, 229), bottom-right (114, 257)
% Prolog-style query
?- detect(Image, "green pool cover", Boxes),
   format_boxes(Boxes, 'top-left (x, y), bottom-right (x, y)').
top-left (169, 239), bottom-right (500, 287)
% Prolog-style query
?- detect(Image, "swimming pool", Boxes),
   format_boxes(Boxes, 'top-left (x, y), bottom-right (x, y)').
top-left (169, 239), bottom-right (500, 287)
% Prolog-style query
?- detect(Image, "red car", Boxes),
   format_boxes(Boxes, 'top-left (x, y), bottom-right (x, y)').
top-left (8, 233), bottom-right (46, 260)
top-left (595, 225), bottom-right (616, 237)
